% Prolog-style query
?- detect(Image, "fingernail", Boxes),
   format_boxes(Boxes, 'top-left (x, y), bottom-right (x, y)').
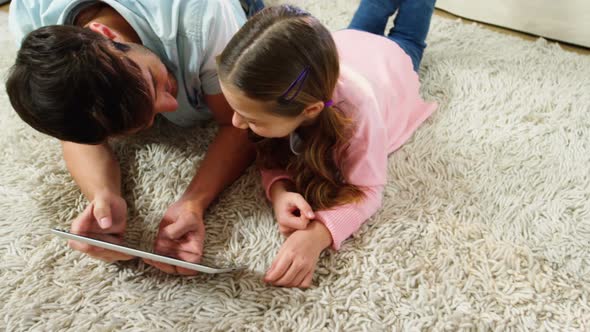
top-left (99, 217), bottom-right (110, 228)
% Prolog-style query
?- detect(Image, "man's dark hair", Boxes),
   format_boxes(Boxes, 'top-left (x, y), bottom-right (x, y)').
top-left (5, 25), bottom-right (154, 144)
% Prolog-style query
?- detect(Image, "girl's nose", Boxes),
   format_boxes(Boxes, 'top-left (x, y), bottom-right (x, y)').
top-left (232, 112), bottom-right (248, 129)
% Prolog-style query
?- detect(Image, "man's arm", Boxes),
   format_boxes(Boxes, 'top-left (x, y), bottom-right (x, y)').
top-left (61, 141), bottom-right (128, 231)
top-left (61, 141), bottom-right (132, 261)
top-left (61, 141), bottom-right (121, 200)
top-left (144, 93), bottom-right (254, 275)
top-left (179, 93), bottom-right (255, 212)
top-left (187, 0), bottom-right (253, 206)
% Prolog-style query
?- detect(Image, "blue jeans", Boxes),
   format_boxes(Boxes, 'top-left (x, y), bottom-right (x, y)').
top-left (241, 0), bottom-right (265, 17)
top-left (348, 0), bottom-right (436, 72)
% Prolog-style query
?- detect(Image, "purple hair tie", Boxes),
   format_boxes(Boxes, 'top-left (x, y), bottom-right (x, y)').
top-left (324, 100), bottom-right (334, 108)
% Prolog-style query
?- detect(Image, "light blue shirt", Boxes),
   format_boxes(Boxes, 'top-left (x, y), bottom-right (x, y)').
top-left (9, 0), bottom-right (247, 126)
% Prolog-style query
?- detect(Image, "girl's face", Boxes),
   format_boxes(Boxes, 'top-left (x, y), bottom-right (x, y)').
top-left (220, 82), bottom-right (323, 138)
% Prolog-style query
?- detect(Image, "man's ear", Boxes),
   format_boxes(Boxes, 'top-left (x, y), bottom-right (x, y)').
top-left (88, 22), bottom-right (122, 41)
top-left (303, 101), bottom-right (326, 120)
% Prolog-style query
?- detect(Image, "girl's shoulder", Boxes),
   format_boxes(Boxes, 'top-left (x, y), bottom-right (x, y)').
top-left (333, 65), bottom-right (374, 116)
top-left (332, 29), bottom-right (414, 82)
top-left (332, 29), bottom-right (407, 58)
top-left (333, 65), bottom-right (385, 138)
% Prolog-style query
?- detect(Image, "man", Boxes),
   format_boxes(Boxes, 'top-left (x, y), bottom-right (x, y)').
top-left (6, 0), bottom-right (264, 275)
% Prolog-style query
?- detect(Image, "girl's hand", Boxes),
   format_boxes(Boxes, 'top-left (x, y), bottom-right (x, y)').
top-left (264, 221), bottom-right (332, 288)
top-left (273, 191), bottom-right (315, 236)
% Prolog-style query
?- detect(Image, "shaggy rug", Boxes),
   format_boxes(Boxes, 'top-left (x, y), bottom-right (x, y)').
top-left (1, 0), bottom-right (589, 330)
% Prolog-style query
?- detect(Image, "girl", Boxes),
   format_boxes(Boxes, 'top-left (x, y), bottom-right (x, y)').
top-left (217, 0), bottom-right (437, 288)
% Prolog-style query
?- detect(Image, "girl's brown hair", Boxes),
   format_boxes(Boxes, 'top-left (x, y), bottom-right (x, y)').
top-left (217, 5), bottom-right (364, 210)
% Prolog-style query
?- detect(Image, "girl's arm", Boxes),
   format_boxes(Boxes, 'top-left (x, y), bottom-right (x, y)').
top-left (314, 184), bottom-right (385, 250)
top-left (261, 98), bottom-right (390, 250)
top-left (261, 169), bottom-right (293, 200)
top-left (261, 164), bottom-right (386, 250)
top-left (260, 144), bottom-right (388, 250)
top-left (314, 100), bottom-right (390, 250)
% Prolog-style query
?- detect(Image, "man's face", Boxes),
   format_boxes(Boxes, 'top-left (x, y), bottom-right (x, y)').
top-left (121, 44), bottom-right (179, 128)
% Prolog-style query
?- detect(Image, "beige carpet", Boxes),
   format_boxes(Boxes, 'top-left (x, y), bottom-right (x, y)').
top-left (2, 0), bottom-right (590, 330)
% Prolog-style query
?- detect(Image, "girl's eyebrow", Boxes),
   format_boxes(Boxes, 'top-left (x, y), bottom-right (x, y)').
top-left (235, 110), bottom-right (258, 123)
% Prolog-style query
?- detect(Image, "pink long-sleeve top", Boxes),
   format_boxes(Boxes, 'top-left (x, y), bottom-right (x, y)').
top-left (261, 29), bottom-right (437, 250)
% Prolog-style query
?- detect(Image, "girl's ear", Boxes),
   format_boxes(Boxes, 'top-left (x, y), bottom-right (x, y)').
top-left (302, 101), bottom-right (326, 120)
top-left (88, 22), bottom-right (124, 41)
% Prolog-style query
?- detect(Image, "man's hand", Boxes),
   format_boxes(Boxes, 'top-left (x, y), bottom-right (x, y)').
top-left (264, 221), bottom-right (332, 288)
top-left (143, 93), bottom-right (252, 275)
top-left (272, 191), bottom-right (315, 236)
top-left (68, 192), bottom-right (133, 262)
top-left (142, 92), bottom-right (251, 275)
top-left (144, 199), bottom-right (205, 275)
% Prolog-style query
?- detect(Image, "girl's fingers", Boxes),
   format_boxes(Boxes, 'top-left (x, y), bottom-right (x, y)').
top-left (300, 270), bottom-right (314, 288)
top-left (290, 267), bottom-right (310, 288)
top-left (293, 196), bottom-right (315, 220)
top-left (278, 216), bottom-right (306, 231)
top-left (274, 259), bottom-right (304, 286)
top-left (264, 254), bottom-right (292, 282)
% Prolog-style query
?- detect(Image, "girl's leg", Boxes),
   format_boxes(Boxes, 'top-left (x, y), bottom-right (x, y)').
top-left (348, 0), bottom-right (401, 35)
top-left (387, 0), bottom-right (436, 71)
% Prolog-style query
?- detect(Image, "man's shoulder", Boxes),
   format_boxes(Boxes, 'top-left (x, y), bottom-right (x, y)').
top-left (9, 0), bottom-right (89, 45)
top-left (174, 0), bottom-right (245, 40)
top-left (10, 0), bottom-right (86, 21)
top-left (179, 0), bottom-right (245, 24)
top-left (175, 0), bottom-right (242, 18)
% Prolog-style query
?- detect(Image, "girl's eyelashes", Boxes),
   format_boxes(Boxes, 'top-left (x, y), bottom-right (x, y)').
top-left (243, 116), bottom-right (259, 125)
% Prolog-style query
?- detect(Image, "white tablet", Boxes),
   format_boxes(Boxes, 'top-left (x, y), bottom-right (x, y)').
top-left (51, 228), bottom-right (245, 274)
